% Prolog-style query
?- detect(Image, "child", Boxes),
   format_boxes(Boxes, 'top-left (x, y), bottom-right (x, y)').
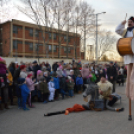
top-left (39, 77), bottom-right (50, 103)
top-left (48, 77), bottom-right (55, 102)
top-left (66, 76), bottom-right (75, 97)
top-left (76, 74), bottom-right (83, 94)
top-left (19, 78), bottom-right (30, 110)
top-left (117, 71), bottom-right (124, 86)
top-left (53, 73), bottom-right (60, 100)
top-left (26, 73), bottom-right (36, 108)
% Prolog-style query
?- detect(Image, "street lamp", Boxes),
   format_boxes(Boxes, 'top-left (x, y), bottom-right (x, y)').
top-left (95, 12), bottom-right (106, 63)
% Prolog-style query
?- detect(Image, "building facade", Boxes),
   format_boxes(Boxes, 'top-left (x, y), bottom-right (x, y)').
top-left (0, 19), bottom-right (82, 59)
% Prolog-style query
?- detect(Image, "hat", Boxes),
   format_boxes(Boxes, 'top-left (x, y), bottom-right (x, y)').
top-left (33, 60), bottom-right (37, 64)
top-left (129, 16), bottom-right (134, 22)
top-left (100, 73), bottom-right (106, 78)
top-left (27, 73), bottom-right (33, 78)
top-left (0, 57), bottom-right (6, 64)
top-left (20, 65), bottom-right (26, 70)
top-left (110, 61), bottom-right (113, 64)
top-left (37, 70), bottom-right (42, 76)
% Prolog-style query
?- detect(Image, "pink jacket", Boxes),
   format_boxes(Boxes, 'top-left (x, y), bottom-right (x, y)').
top-left (81, 68), bottom-right (90, 78)
top-left (26, 77), bottom-right (34, 91)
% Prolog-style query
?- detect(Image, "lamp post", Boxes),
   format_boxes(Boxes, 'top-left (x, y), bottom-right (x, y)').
top-left (95, 12), bottom-right (106, 63)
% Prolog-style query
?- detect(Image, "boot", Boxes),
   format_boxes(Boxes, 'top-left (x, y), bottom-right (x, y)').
top-left (0, 103), bottom-right (3, 110)
top-left (5, 103), bottom-right (9, 109)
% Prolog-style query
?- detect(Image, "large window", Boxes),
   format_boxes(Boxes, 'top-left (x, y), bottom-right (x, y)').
top-left (13, 25), bottom-right (22, 34)
top-left (25, 42), bottom-right (33, 50)
top-left (13, 40), bottom-right (22, 49)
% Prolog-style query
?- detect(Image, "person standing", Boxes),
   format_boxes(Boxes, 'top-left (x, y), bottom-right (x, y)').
top-left (107, 61), bottom-right (117, 93)
top-left (115, 16), bottom-right (134, 99)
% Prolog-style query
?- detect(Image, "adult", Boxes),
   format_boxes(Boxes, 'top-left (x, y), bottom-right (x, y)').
top-left (115, 16), bottom-right (134, 99)
top-left (32, 60), bottom-right (41, 78)
top-left (107, 62), bottom-right (117, 93)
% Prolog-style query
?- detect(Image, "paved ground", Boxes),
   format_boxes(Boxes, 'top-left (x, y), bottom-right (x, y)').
top-left (0, 84), bottom-right (134, 134)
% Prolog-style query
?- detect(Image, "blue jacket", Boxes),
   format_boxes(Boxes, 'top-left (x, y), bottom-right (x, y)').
top-left (20, 84), bottom-right (30, 97)
top-left (76, 77), bottom-right (83, 85)
top-left (53, 77), bottom-right (60, 89)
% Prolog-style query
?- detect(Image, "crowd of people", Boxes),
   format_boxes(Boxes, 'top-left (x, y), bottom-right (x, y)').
top-left (0, 57), bottom-right (127, 111)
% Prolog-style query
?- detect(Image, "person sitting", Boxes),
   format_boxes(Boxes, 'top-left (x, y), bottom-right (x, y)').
top-left (97, 74), bottom-right (124, 112)
top-left (117, 71), bottom-right (124, 86)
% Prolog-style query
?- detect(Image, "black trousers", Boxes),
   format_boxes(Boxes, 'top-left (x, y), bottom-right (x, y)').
top-left (43, 93), bottom-right (49, 101)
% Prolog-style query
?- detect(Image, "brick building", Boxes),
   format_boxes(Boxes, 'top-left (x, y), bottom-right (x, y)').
top-left (0, 19), bottom-right (83, 59)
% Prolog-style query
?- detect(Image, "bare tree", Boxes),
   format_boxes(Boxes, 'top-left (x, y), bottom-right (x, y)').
top-left (93, 29), bottom-right (117, 60)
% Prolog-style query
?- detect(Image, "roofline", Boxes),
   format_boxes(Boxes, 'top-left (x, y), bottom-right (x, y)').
top-left (11, 19), bottom-right (81, 37)
top-left (0, 20), bottom-right (11, 25)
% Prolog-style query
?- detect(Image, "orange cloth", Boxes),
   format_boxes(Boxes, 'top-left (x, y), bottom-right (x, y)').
top-left (66, 104), bottom-right (86, 113)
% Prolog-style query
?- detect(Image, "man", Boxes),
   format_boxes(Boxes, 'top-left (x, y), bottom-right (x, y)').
top-left (115, 16), bottom-right (134, 99)
top-left (107, 61), bottom-right (117, 93)
top-left (97, 75), bottom-right (124, 112)
top-left (32, 61), bottom-right (40, 78)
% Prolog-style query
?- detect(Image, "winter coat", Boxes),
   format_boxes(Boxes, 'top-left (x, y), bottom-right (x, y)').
top-left (20, 71), bottom-right (27, 79)
top-left (59, 77), bottom-right (66, 90)
top-left (107, 66), bottom-right (117, 82)
top-left (48, 81), bottom-right (55, 90)
top-left (0, 63), bottom-right (7, 74)
top-left (66, 79), bottom-right (75, 90)
top-left (73, 68), bottom-right (81, 78)
top-left (76, 77), bottom-right (83, 85)
top-left (44, 76), bottom-right (51, 83)
top-left (33, 64), bottom-right (41, 78)
top-left (39, 82), bottom-right (49, 94)
top-left (26, 77), bottom-right (35, 91)
top-left (13, 68), bottom-right (21, 82)
top-left (9, 66), bottom-right (15, 76)
top-left (81, 68), bottom-right (90, 78)
top-left (20, 84), bottom-right (30, 97)
top-left (7, 70), bottom-right (13, 86)
top-left (53, 77), bottom-right (60, 89)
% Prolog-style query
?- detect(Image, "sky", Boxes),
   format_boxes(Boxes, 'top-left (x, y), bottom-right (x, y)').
top-left (85, 0), bottom-right (134, 35)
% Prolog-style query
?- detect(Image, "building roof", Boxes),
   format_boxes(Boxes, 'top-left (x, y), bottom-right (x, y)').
top-left (1, 19), bottom-right (81, 37)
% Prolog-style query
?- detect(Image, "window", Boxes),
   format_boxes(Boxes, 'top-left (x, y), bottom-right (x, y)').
top-left (35, 43), bottom-right (42, 51)
top-left (64, 46), bottom-right (71, 53)
top-left (13, 25), bottom-right (18, 34)
top-left (13, 25), bottom-right (22, 34)
top-left (25, 42), bottom-right (33, 50)
top-left (64, 36), bottom-right (67, 42)
top-left (64, 46), bottom-right (67, 53)
top-left (53, 33), bottom-right (57, 40)
top-left (46, 44), bottom-right (52, 51)
top-left (68, 36), bottom-right (72, 42)
top-left (68, 47), bottom-right (71, 53)
top-left (53, 45), bottom-right (57, 52)
top-left (29, 28), bottom-right (33, 37)
top-left (13, 40), bottom-right (18, 49)
top-left (35, 30), bottom-right (39, 37)
top-left (49, 33), bottom-right (52, 39)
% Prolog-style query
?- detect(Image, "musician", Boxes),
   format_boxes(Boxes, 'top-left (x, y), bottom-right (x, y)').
top-left (115, 16), bottom-right (134, 100)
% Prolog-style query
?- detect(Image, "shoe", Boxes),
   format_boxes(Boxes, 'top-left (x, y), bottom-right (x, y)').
top-left (30, 105), bottom-right (35, 108)
top-left (43, 101), bottom-right (48, 104)
top-left (23, 107), bottom-right (30, 111)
